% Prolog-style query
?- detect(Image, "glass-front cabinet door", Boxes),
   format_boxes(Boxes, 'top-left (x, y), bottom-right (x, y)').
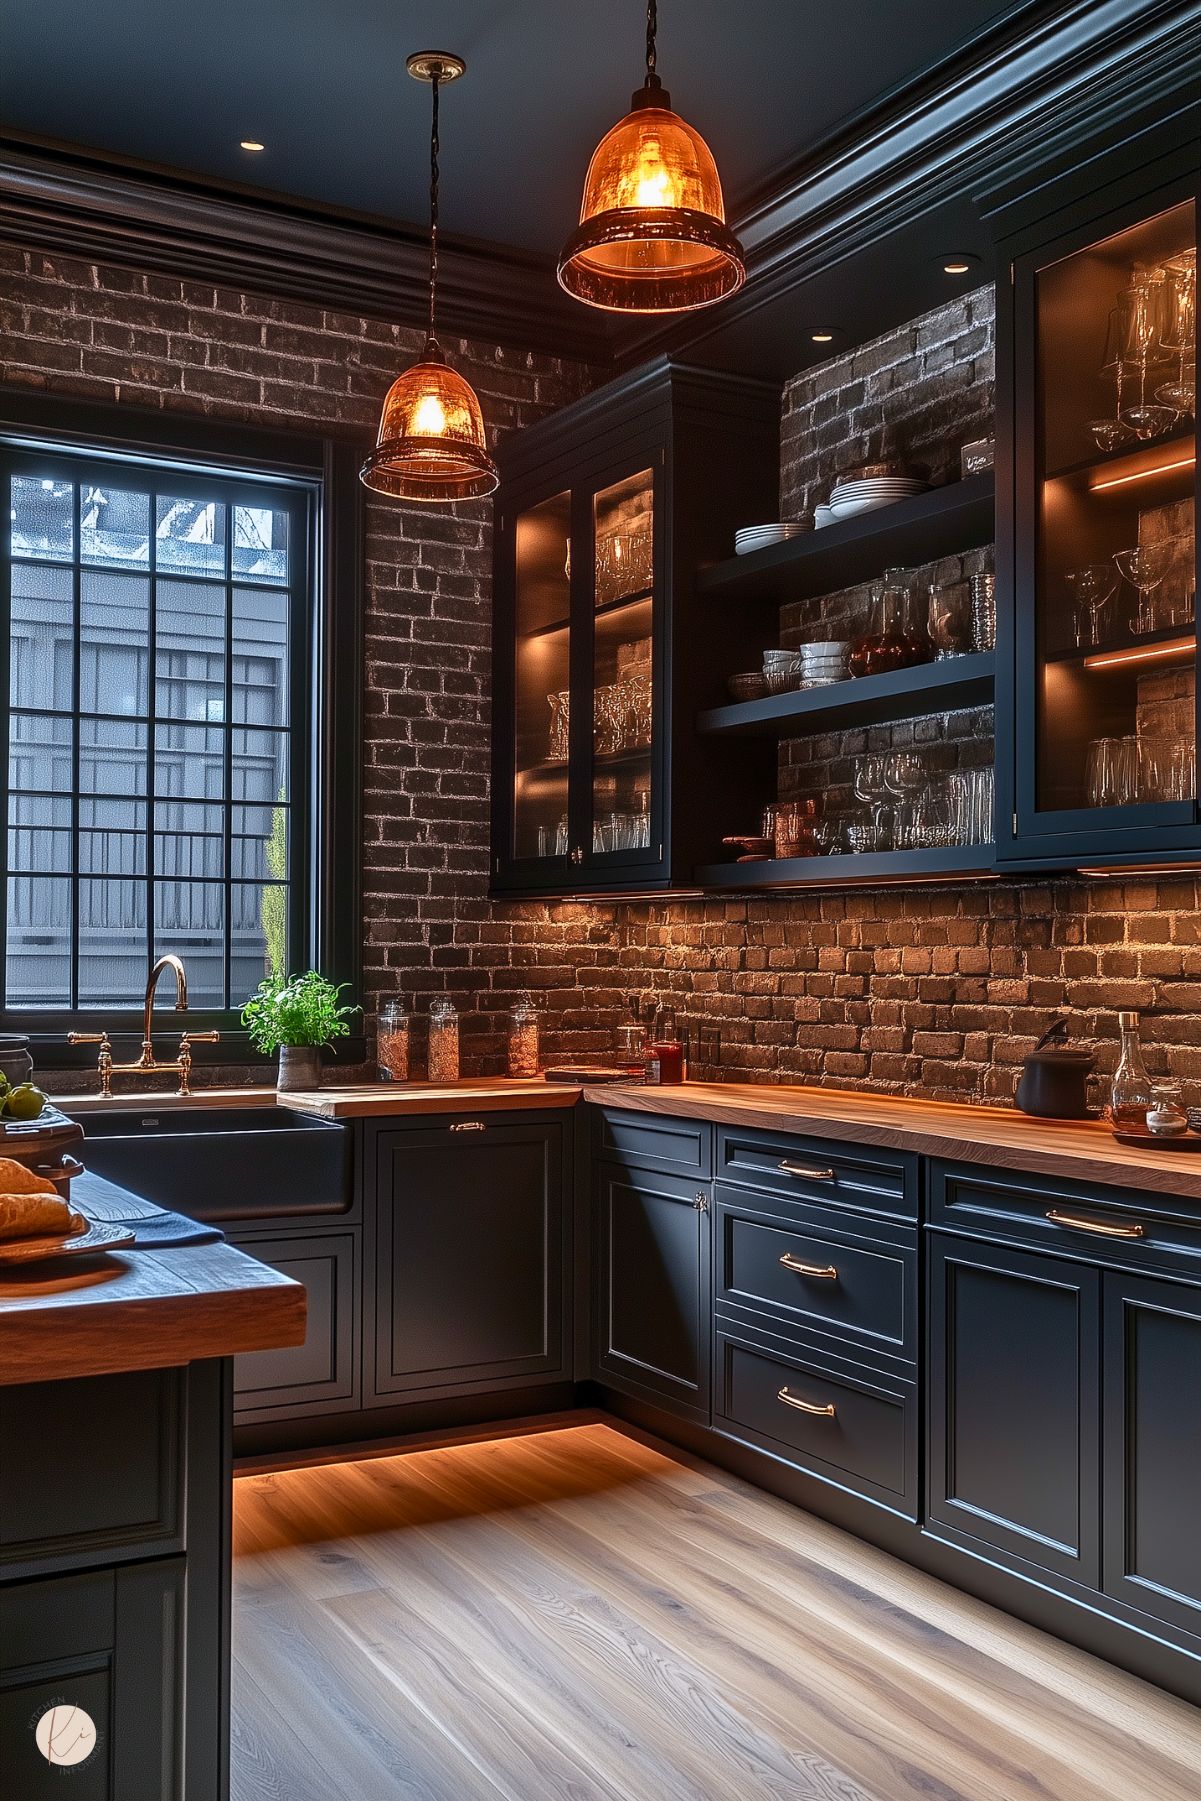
top-left (496, 453), bottom-right (663, 891)
top-left (509, 488), bottom-right (573, 876)
top-left (588, 465), bottom-right (657, 870)
top-left (1008, 186), bottom-right (1198, 863)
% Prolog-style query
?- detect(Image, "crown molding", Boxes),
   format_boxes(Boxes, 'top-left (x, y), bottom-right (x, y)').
top-left (0, 134), bottom-right (617, 367)
top-left (616, 0), bottom-right (1201, 365)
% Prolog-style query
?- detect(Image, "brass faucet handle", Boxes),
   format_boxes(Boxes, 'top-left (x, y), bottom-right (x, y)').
top-left (176, 1029), bottom-right (219, 1098)
top-left (67, 1030), bottom-right (114, 1098)
top-left (180, 1030), bottom-right (221, 1046)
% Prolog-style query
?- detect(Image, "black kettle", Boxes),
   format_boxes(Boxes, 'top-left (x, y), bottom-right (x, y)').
top-left (1014, 1018), bottom-right (1096, 1120)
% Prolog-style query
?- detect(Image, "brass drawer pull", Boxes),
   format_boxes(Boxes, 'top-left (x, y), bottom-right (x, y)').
top-left (777, 1386), bottom-right (836, 1418)
top-left (777, 1160), bottom-right (836, 1182)
top-left (778, 1252), bottom-right (838, 1280)
top-left (450, 1120), bottom-right (486, 1133)
top-left (1046, 1208), bottom-right (1144, 1239)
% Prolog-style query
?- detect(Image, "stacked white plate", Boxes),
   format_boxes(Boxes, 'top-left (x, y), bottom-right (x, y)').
top-left (827, 475), bottom-right (928, 521)
top-left (735, 521), bottom-right (810, 555)
top-left (814, 503), bottom-right (835, 530)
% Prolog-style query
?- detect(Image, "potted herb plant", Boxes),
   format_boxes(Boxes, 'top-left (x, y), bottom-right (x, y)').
top-left (241, 971), bottom-right (358, 1092)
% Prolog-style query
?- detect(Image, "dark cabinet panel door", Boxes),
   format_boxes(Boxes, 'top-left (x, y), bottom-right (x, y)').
top-left (594, 1161), bottom-right (711, 1420)
top-left (1103, 1273), bottom-right (1201, 1640)
top-left (372, 1118), bottom-right (568, 1400)
top-left (0, 1369), bottom-right (181, 1575)
top-left (0, 1560), bottom-right (182, 1801)
top-left (228, 1231), bottom-right (359, 1420)
top-left (928, 1234), bottom-right (1100, 1586)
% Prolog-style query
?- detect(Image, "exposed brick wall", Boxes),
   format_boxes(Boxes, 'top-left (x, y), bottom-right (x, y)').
top-left (4, 250), bottom-right (1199, 1107)
top-left (0, 242), bottom-right (621, 1083)
top-left (608, 280), bottom-right (1201, 1107)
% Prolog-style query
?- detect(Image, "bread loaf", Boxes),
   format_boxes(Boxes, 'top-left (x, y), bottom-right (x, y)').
top-left (0, 1192), bottom-right (73, 1241)
top-left (0, 1157), bottom-right (57, 1195)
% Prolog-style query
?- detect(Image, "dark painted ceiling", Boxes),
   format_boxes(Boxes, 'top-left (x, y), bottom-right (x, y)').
top-left (5, 0), bottom-right (1029, 256)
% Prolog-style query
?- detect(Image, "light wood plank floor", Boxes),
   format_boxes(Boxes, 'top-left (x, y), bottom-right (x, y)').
top-left (231, 1420), bottom-right (1201, 1801)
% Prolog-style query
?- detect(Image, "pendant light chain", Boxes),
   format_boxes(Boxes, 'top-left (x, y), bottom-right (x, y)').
top-left (645, 0), bottom-right (657, 79)
top-left (427, 72), bottom-right (441, 345)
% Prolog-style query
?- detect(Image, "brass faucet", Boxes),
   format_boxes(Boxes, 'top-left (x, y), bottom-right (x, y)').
top-left (68, 954), bottom-right (220, 1097)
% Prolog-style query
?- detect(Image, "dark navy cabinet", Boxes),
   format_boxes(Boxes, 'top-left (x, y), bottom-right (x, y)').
top-left (1102, 1272), bottom-right (1201, 1639)
top-left (593, 1159), bottom-right (712, 1421)
top-left (228, 1230), bottom-right (359, 1422)
top-left (927, 1233), bottom-right (1101, 1586)
top-left (369, 1112), bottom-right (571, 1404)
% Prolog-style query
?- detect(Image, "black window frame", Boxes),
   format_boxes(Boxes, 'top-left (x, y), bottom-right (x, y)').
top-left (0, 388), bottom-right (363, 1066)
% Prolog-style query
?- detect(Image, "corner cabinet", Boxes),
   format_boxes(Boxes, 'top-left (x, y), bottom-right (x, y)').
top-left (995, 144), bottom-right (1199, 870)
top-left (490, 359), bottom-right (779, 896)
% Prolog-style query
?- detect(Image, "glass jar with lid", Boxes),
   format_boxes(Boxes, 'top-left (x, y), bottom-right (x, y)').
top-left (377, 998), bottom-right (410, 1082)
top-left (848, 567), bottom-right (930, 676)
top-left (507, 993), bottom-right (541, 1079)
top-left (428, 996), bottom-right (460, 1084)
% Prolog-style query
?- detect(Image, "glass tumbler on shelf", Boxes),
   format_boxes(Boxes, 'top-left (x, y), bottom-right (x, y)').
top-left (377, 998), bottom-right (410, 1082)
top-left (928, 580), bottom-right (973, 658)
top-left (507, 992), bottom-right (540, 1079)
top-left (968, 572), bottom-right (996, 651)
top-left (428, 996), bottom-right (460, 1084)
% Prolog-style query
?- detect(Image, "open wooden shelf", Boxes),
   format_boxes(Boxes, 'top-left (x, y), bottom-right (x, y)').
top-left (697, 651), bottom-right (995, 738)
top-left (695, 842), bottom-right (996, 890)
top-left (697, 474), bottom-right (995, 606)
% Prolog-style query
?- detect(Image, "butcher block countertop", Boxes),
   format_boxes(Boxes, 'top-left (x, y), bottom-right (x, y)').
top-left (581, 1080), bottom-right (1201, 1203)
top-left (275, 1078), bottom-right (582, 1119)
top-left (0, 1171), bottom-right (306, 1387)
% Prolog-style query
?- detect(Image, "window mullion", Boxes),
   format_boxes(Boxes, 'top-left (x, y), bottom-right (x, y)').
top-left (146, 481), bottom-right (158, 1005)
top-left (70, 481), bottom-right (82, 1011)
top-left (223, 503), bottom-right (234, 1011)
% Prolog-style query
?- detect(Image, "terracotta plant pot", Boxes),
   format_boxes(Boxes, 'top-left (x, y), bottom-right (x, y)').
top-left (277, 1044), bottom-right (322, 1092)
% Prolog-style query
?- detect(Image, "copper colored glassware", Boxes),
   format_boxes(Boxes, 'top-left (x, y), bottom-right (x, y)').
top-left (773, 798), bottom-right (821, 859)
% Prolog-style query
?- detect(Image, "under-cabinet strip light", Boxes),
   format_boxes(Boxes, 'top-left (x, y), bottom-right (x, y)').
top-left (1080, 861), bottom-right (1201, 877)
top-left (1089, 454), bottom-right (1196, 493)
top-left (1081, 635), bottom-right (1194, 671)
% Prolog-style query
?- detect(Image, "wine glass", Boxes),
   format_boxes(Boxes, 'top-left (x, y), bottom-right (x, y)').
top-left (1065, 564), bottom-right (1119, 648)
top-left (1114, 539), bottom-right (1181, 635)
top-left (1094, 306), bottom-right (1134, 450)
top-left (1116, 270), bottom-right (1176, 439)
top-left (883, 750), bottom-right (925, 848)
top-left (1157, 252), bottom-right (1196, 419)
top-left (853, 753), bottom-right (892, 849)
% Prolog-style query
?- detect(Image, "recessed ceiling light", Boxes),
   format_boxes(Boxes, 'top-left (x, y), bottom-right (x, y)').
top-left (811, 331), bottom-right (835, 343)
top-left (240, 140), bottom-right (265, 152)
top-left (942, 254), bottom-right (978, 275)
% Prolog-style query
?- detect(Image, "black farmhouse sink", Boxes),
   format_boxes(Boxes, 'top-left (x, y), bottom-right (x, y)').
top-left (72, 1105), bottom-right (350, 1223)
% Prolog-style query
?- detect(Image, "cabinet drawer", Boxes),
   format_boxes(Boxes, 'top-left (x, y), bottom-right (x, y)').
top-left (717, 1125), bottom-right (915, 1218)
top-left (715, 1326), bottom-right (917, 1517)
top-left (228, 1230), bottom-right (359, 1420)
top-left (594, 1107), bottom-right (712, 1178)
top-left (0, 1369), bottom-right (181, 1574)
top-left (715, 1186), bottom-right (916, 1364)
top-left (930, 1160), bottom-right (1201, 1276)
top-left (0, 1560), bottom-right (183, 1800)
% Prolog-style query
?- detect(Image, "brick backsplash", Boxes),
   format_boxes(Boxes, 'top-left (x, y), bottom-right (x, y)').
top-left (5, 248), bottom-right (1200, 1108)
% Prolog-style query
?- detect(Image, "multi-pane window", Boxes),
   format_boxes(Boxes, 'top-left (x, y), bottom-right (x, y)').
top-left (4, 455), bottom-right (307, 1012)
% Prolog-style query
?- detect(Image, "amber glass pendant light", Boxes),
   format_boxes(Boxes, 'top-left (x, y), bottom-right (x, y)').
top-left (557, 0), bottom-right (745, 314)
top-left (360, 51), bottom-right (498, 503)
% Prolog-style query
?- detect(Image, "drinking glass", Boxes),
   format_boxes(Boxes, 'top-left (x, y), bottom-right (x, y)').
top-left (968, 572), bottom-right (996, 651)
top-left (1168, 737), bottom-right (1196, 802)
top-left (927, 581), bottom-right (973, 658)
top-left (1157, 252), bottom-right (1196, 418)
top-left (883, 751), bottom-right (925, 849)
top-left (1065, 564), bottom-right (1118, 648)
top-left (1085, 737), bottom-right (1124, 809)
top-left (910, 784), bottom-right (954, 848)
top-left (1094, 307), bottom-right (1134, 450)
top-left (1116, 270), bottom-right (1176, 439)
top-left (853, 754), bottom-right (892, 849)
top-left (546, 690), bottom-right (570, 761)
top-left (1114, 540), bottom-right (1179, 634)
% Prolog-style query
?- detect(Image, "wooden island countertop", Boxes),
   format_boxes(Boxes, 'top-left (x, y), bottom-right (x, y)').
top-left (0, 1172), bottom-right (306, 1387)
top-left (580, 1079), bottom-right (1201, 1203)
